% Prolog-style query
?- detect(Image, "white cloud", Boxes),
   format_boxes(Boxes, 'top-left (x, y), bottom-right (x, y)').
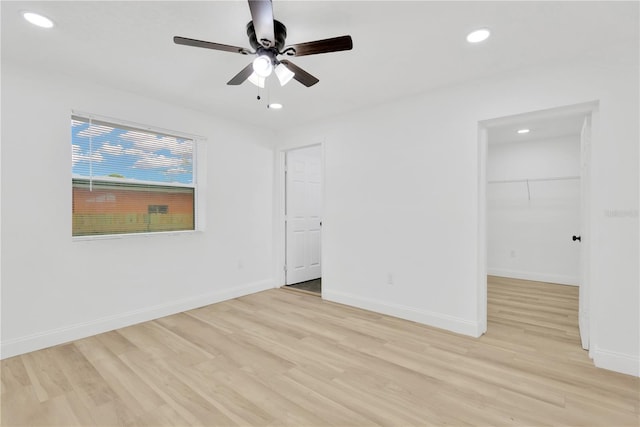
top-left (120, 130), bottom-right (165, 151)
top-left (100, 142), bottom-right (124, 156)
top-left (133, 153), bottom-right (182, 169)
top-left (164, 167), bottom-right (189, 175)
top-left (124, 148), bottom-right (145, 157)
top-left (76, 124), bottom-right (114, 138)
top-left (89, 152), bottom-right (104, 162)
top-left (72, 145), bottom-right (82, 165)
top-left (72, 144), bottom-right (103, 165)
top-left (119, 130), bottom-right (192, 156)
top-left (169, 139), bottom-right (193, 156)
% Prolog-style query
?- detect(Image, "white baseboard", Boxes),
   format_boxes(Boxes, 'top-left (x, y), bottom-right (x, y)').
top-left (0, 279), bottom-right (274, 360)
top-left (593, 347), bottom-right (640, 377)
top-left (488, 268), bottom-right (579, 286)
top-left (323, 289), bottom-right (481, 338)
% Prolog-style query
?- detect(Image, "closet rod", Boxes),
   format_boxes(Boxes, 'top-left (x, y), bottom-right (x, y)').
top-left (488, 175), bottom-right (580, 184)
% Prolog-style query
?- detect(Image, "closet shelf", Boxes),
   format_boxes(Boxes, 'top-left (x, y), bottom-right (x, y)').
top-left (488, 175), bottom-right (579, 184)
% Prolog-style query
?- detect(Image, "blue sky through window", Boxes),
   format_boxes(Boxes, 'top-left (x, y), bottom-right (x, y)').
top-left (71, 118), bottom-right (193, 185)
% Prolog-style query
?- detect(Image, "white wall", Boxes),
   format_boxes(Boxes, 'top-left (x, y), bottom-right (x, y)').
top-left (276, 58), bottom-right (639, 376)
top-left (2, 42), bottom-right (637, 379)
top-left (1, 63), bottom-right (275, 358)
top-left (487, 136), bottom-right (581, 285)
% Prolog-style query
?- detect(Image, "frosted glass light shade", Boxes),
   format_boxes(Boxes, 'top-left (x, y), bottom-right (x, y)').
top-left (275, 63), bottom-right (295, 86)
top-left (248, 72), bottom-right (265, 88)
top-left (252, 55), bottom-right (273, 78)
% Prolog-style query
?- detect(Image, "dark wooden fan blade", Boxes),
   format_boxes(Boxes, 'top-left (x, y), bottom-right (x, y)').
top-left (227, 63), bottom-right (254, 85)
top-left (280, 60), bottom-right (319, 87)
top-left (288, 35), bottom-right (353, 57)
top-left (174, 36), bottom-right (251, 54)
top-left (248, 0), bottom-right (275, 48)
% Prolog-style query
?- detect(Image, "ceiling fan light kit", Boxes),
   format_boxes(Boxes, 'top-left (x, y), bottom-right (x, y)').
top-left (252, 55), bottom-right (273, 77)
top-left (247, 72), bottom-right (266, 88)
top-left (174, 0), bottom-right (353, 89)
top-left (274, 63), bottom-right (295, 86)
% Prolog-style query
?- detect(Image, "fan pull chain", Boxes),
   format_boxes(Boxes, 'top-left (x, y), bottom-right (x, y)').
top-left (266, 80), bottom-right (271, 108)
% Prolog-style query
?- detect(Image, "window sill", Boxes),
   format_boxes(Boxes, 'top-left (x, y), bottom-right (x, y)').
top-left (72, 229), bottom-right (202, 242)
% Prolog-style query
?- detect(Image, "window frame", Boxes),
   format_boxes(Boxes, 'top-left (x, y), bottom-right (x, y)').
top-left (71, 111), bottom-right (203, 241)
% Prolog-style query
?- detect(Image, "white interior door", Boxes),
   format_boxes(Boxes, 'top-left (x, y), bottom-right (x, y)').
top-left (285, 146), bottom-right (322, 285)
top-left (579, 116), bottom-right (591, 350)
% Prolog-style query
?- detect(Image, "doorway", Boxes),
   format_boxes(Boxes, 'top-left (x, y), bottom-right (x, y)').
top-left (283, 145), bottom-right (323, 294)
top-left (478, 102), bottom-right (597, 352)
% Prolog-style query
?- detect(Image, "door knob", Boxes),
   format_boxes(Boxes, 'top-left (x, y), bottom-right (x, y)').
top-left (572, 235), bottom-right (581, 242)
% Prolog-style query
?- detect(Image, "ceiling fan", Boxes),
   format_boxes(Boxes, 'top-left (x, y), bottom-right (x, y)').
top-left (174, 0), bottom-right (353, 88)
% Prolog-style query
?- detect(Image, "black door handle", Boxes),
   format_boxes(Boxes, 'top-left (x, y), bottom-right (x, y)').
top-left (572, 235), bottom-right (581, 242)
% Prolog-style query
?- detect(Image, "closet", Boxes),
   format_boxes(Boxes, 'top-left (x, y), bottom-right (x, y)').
top-left (487, 134), bottom-right (581, 286)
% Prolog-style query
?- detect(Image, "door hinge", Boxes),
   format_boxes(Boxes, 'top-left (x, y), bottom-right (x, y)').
top-left (283, 264), bottom-right (287, 272)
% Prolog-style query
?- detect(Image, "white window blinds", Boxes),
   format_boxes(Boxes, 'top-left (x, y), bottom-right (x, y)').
top-left (71, 115), bottom-right (196, 236)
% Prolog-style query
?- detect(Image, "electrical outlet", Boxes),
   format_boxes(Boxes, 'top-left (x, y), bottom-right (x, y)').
top-left (387, 273), bottom-right (394, 285)
top-left (510, 250), bottom-right (516, 258)
top-left (237, 259), bottom-right (244, 269)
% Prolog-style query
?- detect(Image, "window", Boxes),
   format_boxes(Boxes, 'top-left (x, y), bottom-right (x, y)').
top-left (71, 115), bottom-right (196, 237)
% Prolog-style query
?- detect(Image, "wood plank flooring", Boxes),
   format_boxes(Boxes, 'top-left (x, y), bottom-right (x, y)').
top-left (2, 276), bottom-right (639, 426)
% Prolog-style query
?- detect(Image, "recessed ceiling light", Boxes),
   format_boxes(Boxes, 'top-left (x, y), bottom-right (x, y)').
top-left (466, 28), bottom-right (490, 43)
top-left (268, 103), bottom-right (283, 110)
top-left (23, 11), bottom-right (54, 29)
top-left (517, 129), bottom-right (530, 134)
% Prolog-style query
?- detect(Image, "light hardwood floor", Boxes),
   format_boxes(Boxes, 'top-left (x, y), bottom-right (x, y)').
top-left (2, 277), bottom-right (639, 426)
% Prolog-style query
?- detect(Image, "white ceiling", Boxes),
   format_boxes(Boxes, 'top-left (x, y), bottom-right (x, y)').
top-left (2, 1), bottom-right (638, 131)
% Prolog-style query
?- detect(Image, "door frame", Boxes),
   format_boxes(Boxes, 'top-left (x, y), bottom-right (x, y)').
top-left (477, 101), bottom-right (598, 352)
top-left (275, 142), bottom-right (325, 291)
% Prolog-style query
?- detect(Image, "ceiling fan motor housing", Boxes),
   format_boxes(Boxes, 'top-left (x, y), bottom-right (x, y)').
top-left (247, 20), bottom-right (287, 54)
